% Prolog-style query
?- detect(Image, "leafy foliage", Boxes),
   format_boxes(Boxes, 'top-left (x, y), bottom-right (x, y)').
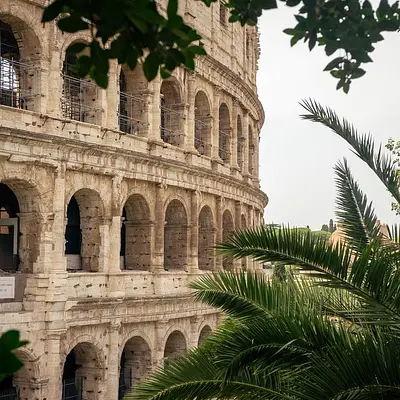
top-left (43, 0), bottom-right (400, 92)
top-left (0, 331), bottom-right (28, 382)
top-left (126, 101), bottom-right (400, 399)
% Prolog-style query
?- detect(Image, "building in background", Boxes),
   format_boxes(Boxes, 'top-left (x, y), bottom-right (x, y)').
top-left (0, 0), bottom-right (267, 398)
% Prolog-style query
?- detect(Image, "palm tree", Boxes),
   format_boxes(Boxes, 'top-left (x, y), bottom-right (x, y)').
top-left (127, 100), bottom-right (400, 400)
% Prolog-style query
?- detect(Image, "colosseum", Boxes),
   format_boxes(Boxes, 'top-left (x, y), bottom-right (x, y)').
top-left (0, 0), bottom-right (267, 398)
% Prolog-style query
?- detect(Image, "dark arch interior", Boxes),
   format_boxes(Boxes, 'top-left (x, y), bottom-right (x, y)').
top-left (63, 53), bottom-right (78, 77)
top-left (0, 20), bottom-right (19, 60)
top-left (65, 196), bottom-right (82, 256)
top-left (0, 183), bottom-right (20, 271)
top-left (62, 350), bottom-right (82, 400)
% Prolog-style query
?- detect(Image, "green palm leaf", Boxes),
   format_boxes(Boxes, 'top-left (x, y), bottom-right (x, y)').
top-left (334, 159), bottom-right (380, 250)
top-left (300, 99), bottom-right (400, 204)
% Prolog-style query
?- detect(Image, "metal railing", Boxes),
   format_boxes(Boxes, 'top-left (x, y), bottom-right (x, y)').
top-left (0, 388), bottom-right (18, 400)
top-left (61, 74), bottom-right (99, 123)
top-left (160, 106), bottom-right (183, 146)
top-left (118, 91), bottom-right (147, 135)
top-left (218, 130), bottom-right (230, 162)
top-left (0, 58), bottom-right (37, 110)
top-left (237, 136), bottom-right (245, 170)
top-left (194, 118), bottom-right (210, 156)
top-left (118, 366), bottom-right (132, 400)
top-left (62, 377), bottom-right (83, 400)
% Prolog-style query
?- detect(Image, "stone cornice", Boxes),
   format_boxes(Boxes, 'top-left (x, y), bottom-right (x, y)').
top-left (0, 127), bottom-right (268, 208)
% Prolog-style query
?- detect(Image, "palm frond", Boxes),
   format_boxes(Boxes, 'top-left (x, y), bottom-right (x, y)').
top-left (126, 344), bottom-right (291, 400)
top-left (217, 228), bottom-right (400, 327)
top-left (190, 271), bottom-right (288, 320)
top-left (334, 159), bottom-right (380, 250)
top-left (300, 99), bottom-right (400, 204)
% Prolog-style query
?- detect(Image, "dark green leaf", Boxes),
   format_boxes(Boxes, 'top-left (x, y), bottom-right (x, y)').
top-left (378, 19), bottom-right (399, 31)
top-left (187, 45), bottom-right (207, 56)
top-left (351, 68), bottom-right (366, 79)
top-left (167, 0), bottom-right (178, 19)
top-left (143, 52), bottom-right (160, 80)
top-left (57, 16), bottom-right (89, 33)
top-left (66, 42), bottom-right (87, 55)
top-left (324, 57), bottom-right (343, 71)
top-left (41, 1), bottom-right (64, 22)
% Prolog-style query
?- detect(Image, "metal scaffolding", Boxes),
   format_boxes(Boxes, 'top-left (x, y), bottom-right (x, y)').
top-left (61, 74), bottom-right (99, 123)
top-left (118, 91), bottom-right (147, 135)
top-left (237, 136), bottom-right (245, 170)
top-left (160, 105), bottom-right (183, 147)
top-left (218, 129), bottom-right (230, 162)
top-left (0, 58), bottom-right (37, 110)
top-left (194, 118), bottom-right (210, 156)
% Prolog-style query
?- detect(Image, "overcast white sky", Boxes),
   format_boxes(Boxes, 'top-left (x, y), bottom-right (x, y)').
top-left (257, 7), bottom-right (400, 230)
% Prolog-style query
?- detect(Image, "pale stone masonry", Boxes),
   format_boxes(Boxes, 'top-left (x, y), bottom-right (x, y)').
top-left (0, 0), bottom-right (267, 398)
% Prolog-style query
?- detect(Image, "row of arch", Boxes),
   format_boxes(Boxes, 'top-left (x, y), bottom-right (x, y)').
top-left (0, 181), bottom-right (252, 273)
top-left (0, 18), bottom-right (258, 170)
top-left (0, 325), bottom-right (213, 400)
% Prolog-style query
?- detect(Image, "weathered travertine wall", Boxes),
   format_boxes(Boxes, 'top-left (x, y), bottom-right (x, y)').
top-left (0, 0), bottom-right (267, 398)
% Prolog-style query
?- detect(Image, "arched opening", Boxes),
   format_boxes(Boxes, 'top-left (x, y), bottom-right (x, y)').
top-left (61, 48), bottom-right (99, 123)
top-left (198, 206), bottom-right (215, 271)
top-left (160, 80), bottom-right (183, 146)
top-left (119, 336), bottom-right (151, 399)
top-left (198, 325), bottom-right (212, 345)
top-left (222, 210), bottom-right (234, 270)
top-left (237, 115), bottom-right (244, 170)
top-left (194, 91), bottom-right (211, 156)
top-left (120, 194), bottom-right (151, 270)
top-left (62, 342), bottom-right (103, 400)
top-left (241, 214), bottom-right (247, 271)
top-left (219, 103), bottom-right (231, 163)
top-left (0, 181), bottom-right (40, 274)
top-left (118, 65), bottom-right (148, 135)
top-left (0, 376), bottom-right (18, 399)
top-left (0, 19), bottom-right (39, 111)
top-left (65, 189), bottom-right (103, 272)
top-left (0, 183), bottom-right (19, 271)
top-left (0, 349), bottom-right (42, 399)
top-left (248, 125), bottom-right (254, 175)
top-left (164, 200), bottom-right (188, 271)
top-left (164, 331), bottom-right (187, 364)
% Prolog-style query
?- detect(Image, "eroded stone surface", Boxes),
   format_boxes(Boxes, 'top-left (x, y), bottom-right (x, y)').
top-left (0, 0), bottom-right (267, 398)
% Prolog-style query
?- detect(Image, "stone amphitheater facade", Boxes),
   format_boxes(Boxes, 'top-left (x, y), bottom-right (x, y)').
top-left (0, 0), bottom-right (267, 398)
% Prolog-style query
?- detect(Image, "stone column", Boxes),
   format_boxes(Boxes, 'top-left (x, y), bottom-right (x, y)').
top-left (141, 89), bottom-right (155, 138)
top-left (44, 331), bottom-right (64, 400)
top-left (108, 175), bottom-right (125, 296)
top-left (148, 77), bottom-right (162, 142)
top-left (154, 321), bottom-right (169, 369)
top-left (242, 111), bottom-right (250, 180)
top-left (151, 183), bottom-right (166, 272)
top-left (106, 322), bottom-right (121, 400)
top-left (211, 87), bottom-right (221, 161)
top-left (231, 100), bottom-right (240, 174)
top-left (105, 61), bottom-right (119, 130)
top-left (189, 316), bottom-right (201, 349)
top-left (98, 218), bottom-right (110, 273)
top-left (190, 190), bottom-right (200, 273)
top-left (45, 27), bottom-right (62, 117)
top-left (52, 164), bottom-right (68, 272)
top-left (215, 196), bottom-right (223, 270)
top-left (185, 72), bottom-right (197, 154)
top-left (253, 125), bottom-right (261, 185)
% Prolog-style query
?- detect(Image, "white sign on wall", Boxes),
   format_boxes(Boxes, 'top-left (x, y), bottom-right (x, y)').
top-left (0, 277), bottom-right (15, 299)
